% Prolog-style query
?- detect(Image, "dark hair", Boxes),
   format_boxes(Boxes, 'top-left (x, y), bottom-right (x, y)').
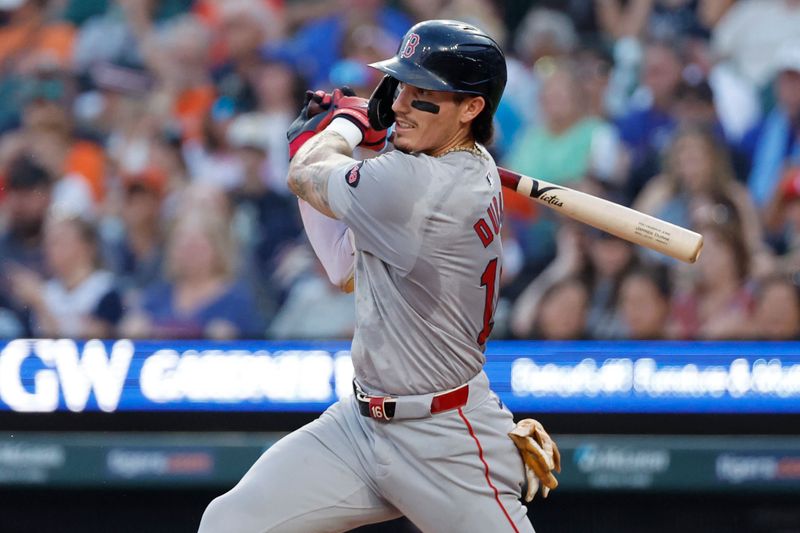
top-left (453, 94), bottom-right (495, 145)
top-left (6, 154), bottom-right (52, 190)
top-left (621, 263), bottom-right (672, 300)
top-left (702, 222), bottom-right (750, 281)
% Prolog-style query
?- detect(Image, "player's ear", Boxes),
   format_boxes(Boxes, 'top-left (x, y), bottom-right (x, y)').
top-left (459, 96), bottom-right (485, 125)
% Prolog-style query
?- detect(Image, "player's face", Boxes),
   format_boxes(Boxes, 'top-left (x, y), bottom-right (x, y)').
top-left (390, 83), bottom-right (472, 155)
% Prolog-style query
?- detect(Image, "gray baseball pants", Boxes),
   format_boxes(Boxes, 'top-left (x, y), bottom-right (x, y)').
top-left (198, 371), bottom-right (534, 533)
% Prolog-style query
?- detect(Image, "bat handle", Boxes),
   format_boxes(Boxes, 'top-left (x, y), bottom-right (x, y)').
top-left (498, 167), bottom-right (522, 190)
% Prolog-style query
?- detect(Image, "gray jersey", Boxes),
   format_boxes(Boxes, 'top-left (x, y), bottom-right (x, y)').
top-left (328, 147), bottom-right (504, 395)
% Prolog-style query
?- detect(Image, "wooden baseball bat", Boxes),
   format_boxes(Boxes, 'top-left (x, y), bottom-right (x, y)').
top-left (498, 167), bottom-right (703, 264)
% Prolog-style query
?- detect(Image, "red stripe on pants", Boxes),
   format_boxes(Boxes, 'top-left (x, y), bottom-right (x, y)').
top-left (457, 407), bottom-right (520, 533)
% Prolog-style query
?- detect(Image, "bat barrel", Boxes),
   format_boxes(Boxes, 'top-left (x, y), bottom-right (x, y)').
top-left (497, 167), bottom-right (704, 264)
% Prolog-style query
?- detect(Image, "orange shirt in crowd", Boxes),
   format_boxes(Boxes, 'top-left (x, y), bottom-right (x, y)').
top-left (174, 85), bottom-right (217, 142)
top-left (0, 21), bottom-right (75, 69)
top-left (193, 0), bottom-right (285, 66)
top-left (64, 141), bottom-right (106, 201)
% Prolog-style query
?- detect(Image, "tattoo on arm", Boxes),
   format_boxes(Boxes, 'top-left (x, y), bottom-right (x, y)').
top-left (288, 131), bottom-right (355, 218)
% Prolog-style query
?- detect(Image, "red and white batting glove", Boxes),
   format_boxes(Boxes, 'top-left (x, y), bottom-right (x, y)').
top-left (327, 87), bottom-right (387, 152)
top-left (286, 89), bottom-right (334, 159)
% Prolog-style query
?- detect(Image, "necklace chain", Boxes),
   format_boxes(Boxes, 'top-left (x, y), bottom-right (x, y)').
top-left (435, 142), bottom-right (487, 159)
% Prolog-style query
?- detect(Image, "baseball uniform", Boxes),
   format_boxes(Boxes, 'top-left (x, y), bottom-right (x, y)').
top-left (199, 146), bottom-right (534, 533)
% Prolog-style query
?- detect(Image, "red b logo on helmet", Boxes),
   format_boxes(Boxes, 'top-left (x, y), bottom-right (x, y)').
top-left (401, 33), bottom-right (420, 58)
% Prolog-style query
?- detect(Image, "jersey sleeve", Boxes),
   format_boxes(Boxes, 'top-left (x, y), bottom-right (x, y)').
top-left (327, 151), bottom-right (431, 274)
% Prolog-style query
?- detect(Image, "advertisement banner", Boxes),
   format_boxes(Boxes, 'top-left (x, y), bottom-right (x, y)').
top-left (3, 432), bottom-right (800, 492)
top-left (1, 339), bottom-right (799, 413)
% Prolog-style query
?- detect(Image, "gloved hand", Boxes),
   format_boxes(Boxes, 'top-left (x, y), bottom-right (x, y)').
top-left (508, 418), bottom-right (561, 502)
top-left (287, 89), bottom-right (334, 159)
top-left (328, 88), bottom-right (387, 151)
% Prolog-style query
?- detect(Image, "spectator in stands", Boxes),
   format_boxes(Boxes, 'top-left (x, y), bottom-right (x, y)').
top-left (83, 60), bottom-right (156, 175)
top-left (575, 43), bottom-right (615, 120)
top-left (0, 153), bottom-right (51, 274)
top-left (329, 22), bottom-right (396, 98)
top-left (147, 14), bottom-right (217, 143)
top-left (226, 114), bottom-right (303, 319)
top-left (634, 126), bottom-right (765, 263)
top-left (711, 0), bottom-right (800, 90)
top-left (267, 254), bottom-right (356, 340)
top-left (505, 61), bottom-right (622, 187)
top-left (182, 101), bottom-right (245, 191)
top-left (0, 0), bottom-right (75, 73)
top-left (501, 7), bottom-right (578, 141)
top-left (6, 213), bottom-right (123, 338)
top-left (73, 0), bottom-right (149, 73)
top-left (274, 0), bottom-right (411, 89)
top-left (0, 71), bottom-right (106, 215)
top-left (671, 222), bottom-right (754, 339)
top-left (243, 58), bottom-right (303, 194)
top-left (210, 0), bottom-right (284, 113)
top-left (616, 264), bottom-right (673, 339)
top-left (435, 0), bottom-right (506, 44)
top-left (749, 275), bottom-right (800, 340)
top-left (73, 0), bottom-right (194, 74)
top-left (596, 0), bottom-right (723, 42)
top-left (615, 40), bottom-right (684, 200)
top-left (745, 40), bottom-right (800, 209)
top-left (0, 154), bottom-right (51, 332)
top-left (670, 75), bottom-right (752, 180)
top-left (582, 229), bottom-right (638, 338)
top-left (528, 277), bottom-right (590, 340)
top-left (149, 130), bottom-right (190, 217)
top-left (764, 166), bottom-right (800, 276)
top-left (672, 76), bottom-right (718, 133)
top-left (119, 207), bottom-right (265, 339)
top-left (103, 167), bottom-right (166, 299)
top-left (0, 0), bottom-right (76, 131)
top-left (509, 222), bottom-right (636, 339)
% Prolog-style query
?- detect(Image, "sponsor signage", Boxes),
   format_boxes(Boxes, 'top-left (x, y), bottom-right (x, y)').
top-left (3, 433), bottom-right (800, 492)
top-left (1, 339), bottom-right (799, 413)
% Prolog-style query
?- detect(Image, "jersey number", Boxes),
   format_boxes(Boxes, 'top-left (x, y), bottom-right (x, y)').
top-left (477, 258), bottom-right (499, 345)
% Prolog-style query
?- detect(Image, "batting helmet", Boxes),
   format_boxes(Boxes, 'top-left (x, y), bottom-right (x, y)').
top-left (367, 20), bottom-right (507, 130)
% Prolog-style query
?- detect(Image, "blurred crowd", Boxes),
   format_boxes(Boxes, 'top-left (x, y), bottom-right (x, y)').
top-left (0, 0), bottom-right (798, 341)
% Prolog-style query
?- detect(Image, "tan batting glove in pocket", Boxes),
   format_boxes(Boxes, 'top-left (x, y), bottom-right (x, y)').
top-left (508, 418), bottom-right (561, 502)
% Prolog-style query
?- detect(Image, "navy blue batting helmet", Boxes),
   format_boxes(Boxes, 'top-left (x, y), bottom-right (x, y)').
top-left (367, 20), bottom-right (507, 130)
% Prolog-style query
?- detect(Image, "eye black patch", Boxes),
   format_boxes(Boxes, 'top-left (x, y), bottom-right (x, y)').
top-left (411, 100), bottom-right (440, 114)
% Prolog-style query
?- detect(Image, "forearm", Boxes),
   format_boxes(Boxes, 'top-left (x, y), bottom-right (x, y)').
top-left (298, 198), bottom-right (355, 288)
top-left (287, 130), bottom-right (356, 218)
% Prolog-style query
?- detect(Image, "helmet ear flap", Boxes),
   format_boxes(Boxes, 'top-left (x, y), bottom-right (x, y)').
top-left (368, 75), bottom-right (399, 130)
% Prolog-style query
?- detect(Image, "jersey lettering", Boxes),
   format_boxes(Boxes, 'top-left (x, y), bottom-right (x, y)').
top-left (487, 196), bottom-right (500, 234)
top-left (477, 258), bottom-right (499, 345)
top-left (473, 219), bottom-right (493, 247)
top-left (472, 191), bottom-right (504, 248)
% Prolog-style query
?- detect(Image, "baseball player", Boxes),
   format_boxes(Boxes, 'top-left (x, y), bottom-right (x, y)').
top-left (199, 20), bottom-right (559, 533)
